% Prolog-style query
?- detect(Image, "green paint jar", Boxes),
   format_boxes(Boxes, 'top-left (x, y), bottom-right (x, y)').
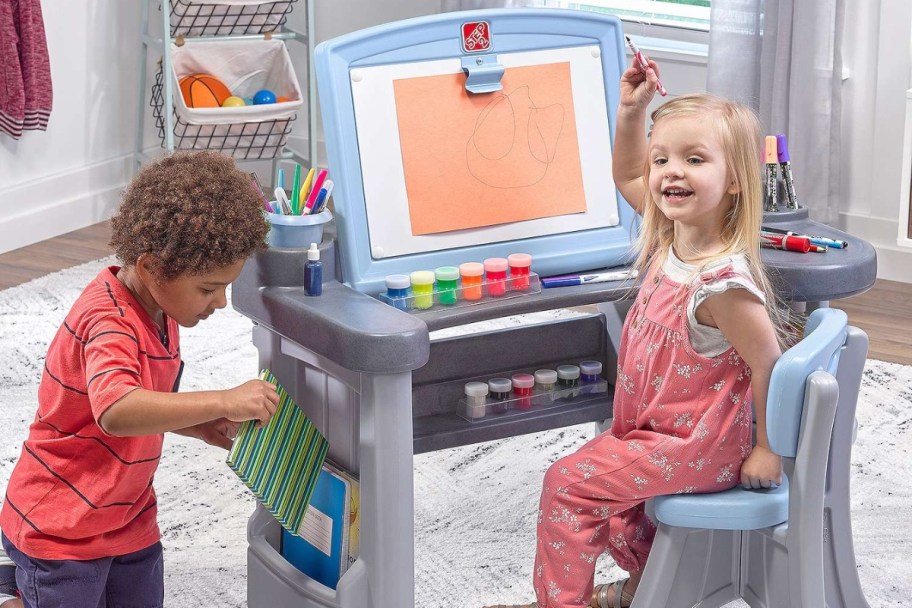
top-left (435, 266), bottom-right (460, 305)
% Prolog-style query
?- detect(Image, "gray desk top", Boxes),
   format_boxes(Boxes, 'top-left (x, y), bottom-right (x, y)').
top-left (232, 208), bottom-right (876, 374)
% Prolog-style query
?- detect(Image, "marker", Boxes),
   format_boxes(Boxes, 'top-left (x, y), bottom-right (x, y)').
top-left (299, 167), bottom-right (316, 210)
top-left (541, 269), bottom-right (638, 288)
top-left (776, 134), bottom-right (799, 209)
top-left (311, 180), bottom-right (334, 215)
top-left (290, 164), bottom-right (302, 214)
top-left (308, 187), bottom-right (329, 217)
top-left (304, 169), bottom-right (328, 212)
top-left (764, 135), bottom-right (779, 212)
top-left (273, 187), bottom-right (293, 215)
top-left (760, 231), bottom-right (810, 253)
top-left (624, 35), bottom-right (667, 96)
top-left (276, 168), bottom-right (285, 191)
top-left (250, 173), bottom-right (271, 212)
top-left (761, 226), bottom-right (847, 249)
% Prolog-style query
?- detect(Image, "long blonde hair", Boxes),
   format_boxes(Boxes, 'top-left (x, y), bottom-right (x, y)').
top-left (632, 94), bottom-right (792, 348)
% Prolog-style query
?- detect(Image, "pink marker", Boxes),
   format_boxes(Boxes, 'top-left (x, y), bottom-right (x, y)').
top-left (624, 35), bottom-right (667, 96)
top-left (304, 169), bottom-right (328, 212)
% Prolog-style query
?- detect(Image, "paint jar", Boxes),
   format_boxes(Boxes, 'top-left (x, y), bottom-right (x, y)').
top-left (384, 274), bottom-right (411, 311)
top-left (488, 378), bottom-right (512, 414)
top-left (579, 360), bottom-right (603, 384)
top-left (512, 373), bottom-right (535, 410)
top-left (464, 381), bottom-right (489, 420)
top-left (435, 266), bottom-right (460, 305)
top-left (410, 270), bottom-right (436, 310)
top-left (508, 253), bottom-right (533, 291)
top-left (534, 368), bottom-right (558, 405)
top-left (484, 257), bottom-right (509, 297)
top-left (557, 364), bottom-right (580, 398)
top-left (459, 262), bottom-right (485, 301)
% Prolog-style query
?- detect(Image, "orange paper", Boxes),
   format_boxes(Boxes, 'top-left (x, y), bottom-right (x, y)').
top-left (392, 62), bottom-right (586, 235)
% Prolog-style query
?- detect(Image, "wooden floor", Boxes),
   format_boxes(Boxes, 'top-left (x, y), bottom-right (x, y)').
top-left (1, 221), bottom-right (910, 366)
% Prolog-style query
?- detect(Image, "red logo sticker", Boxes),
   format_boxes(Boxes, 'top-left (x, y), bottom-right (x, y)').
top-left (462, 21), bottom-right (491, 53)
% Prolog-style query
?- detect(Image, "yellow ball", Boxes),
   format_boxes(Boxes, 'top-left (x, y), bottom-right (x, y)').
top-left (222, 96), bottom-right (246, 108)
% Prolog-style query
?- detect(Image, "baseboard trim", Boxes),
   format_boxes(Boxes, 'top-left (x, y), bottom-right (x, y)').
top-left (0, 155), bottom-right (133, 255)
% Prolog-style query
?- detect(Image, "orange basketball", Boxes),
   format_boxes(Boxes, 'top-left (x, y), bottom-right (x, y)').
top-left (179, 74), bottom-right (231, 108)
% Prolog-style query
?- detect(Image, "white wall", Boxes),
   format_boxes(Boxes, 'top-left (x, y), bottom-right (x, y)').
top-left (1, 1), bottom-right (910, 284)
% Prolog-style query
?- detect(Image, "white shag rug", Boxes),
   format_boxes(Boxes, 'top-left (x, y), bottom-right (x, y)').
top-left (0, 257), bottom-right (909, 608)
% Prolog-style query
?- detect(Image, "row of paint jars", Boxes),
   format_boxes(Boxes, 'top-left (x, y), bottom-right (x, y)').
top-left (462, 360), bottom-right (604, 420)
top-left (384, 253), bottom-right (533, 310)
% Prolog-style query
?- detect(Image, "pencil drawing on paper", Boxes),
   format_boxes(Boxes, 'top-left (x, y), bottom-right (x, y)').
top-left (465, 85), bottom-right (565, 189)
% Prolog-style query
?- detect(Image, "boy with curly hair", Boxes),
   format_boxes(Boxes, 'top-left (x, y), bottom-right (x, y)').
top-left (0, 151), bottom-right (280, 607)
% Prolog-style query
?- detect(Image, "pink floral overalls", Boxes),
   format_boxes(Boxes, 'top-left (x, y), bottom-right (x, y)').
top-left (532, 262), bottom-right (755, 608)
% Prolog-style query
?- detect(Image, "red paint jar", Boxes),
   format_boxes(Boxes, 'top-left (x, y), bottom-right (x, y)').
top-left (512, 373), bottom-right (535, 410)
top-left (507, 253), bottom-right (532, 290)
top-left (484, 257), bottom-right (508, 297)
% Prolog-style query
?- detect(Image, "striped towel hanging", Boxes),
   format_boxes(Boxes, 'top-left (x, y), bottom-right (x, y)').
top-left (227, 369), bottom-right (329, 534)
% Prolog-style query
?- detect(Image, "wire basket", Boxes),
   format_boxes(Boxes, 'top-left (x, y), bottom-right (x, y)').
top-left (151, 66), bottom-right (294, 160)
top-left (168, 0), bottom-right (297, 37)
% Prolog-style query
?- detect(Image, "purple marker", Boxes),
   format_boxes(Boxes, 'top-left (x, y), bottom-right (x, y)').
top-left (777, 134), bottom-right (799, 209)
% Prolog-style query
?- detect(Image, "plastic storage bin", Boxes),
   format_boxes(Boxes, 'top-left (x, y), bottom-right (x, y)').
top-left (266, 209), bottom-right (333, 249)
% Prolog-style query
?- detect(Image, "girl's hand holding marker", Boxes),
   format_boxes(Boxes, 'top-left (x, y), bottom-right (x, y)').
top-left (624, 35), bottom-right (667, 97)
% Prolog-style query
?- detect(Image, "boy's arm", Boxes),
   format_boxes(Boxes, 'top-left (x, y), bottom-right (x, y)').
top-left (701, 288), bottom-right (783, 489)
top-left (173, 418), bottom-right (241, 450)
top-left (612, 59), bottom-right (660, 214)
top-left (99, 379), bottom-right (278, 438)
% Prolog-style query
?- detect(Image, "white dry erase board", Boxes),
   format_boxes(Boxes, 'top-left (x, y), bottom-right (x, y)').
top-left (314, 9), bottom-right (635, 294)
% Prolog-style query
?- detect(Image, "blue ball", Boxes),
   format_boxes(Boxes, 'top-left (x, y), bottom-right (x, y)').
top-left (253, 89), bottom-right (277, 105)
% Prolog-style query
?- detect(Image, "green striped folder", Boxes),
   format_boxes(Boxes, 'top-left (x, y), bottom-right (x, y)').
top-left (227, 369), bottom-right (329, 535)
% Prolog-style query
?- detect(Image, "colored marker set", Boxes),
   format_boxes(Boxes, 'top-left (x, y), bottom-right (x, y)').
top-left (268, 165), bottom-right (333, 216)
top-left (458, 361), bottom-right (608, 423)
top-left (760, 226), bottom-right (847, 254)
top-left (378, 254), bottom-right (540, 312)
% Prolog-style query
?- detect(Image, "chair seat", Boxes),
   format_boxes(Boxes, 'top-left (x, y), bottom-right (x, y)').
top-left (653, 475), bottom-right (789, 530)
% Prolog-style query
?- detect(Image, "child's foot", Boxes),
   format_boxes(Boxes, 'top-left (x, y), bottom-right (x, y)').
top-left (591, 578), bottom-right (635, 608)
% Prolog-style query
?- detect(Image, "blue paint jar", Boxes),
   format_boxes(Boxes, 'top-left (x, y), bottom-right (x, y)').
top-left (385, 274), bottom-right (411, 310)
top-left (579, 360), bottom-right (603, 384)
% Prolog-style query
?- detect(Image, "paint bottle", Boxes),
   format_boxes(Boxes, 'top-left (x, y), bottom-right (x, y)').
top-left (579, 360), bottom-right (603, 395)
top-left (507, 253), bottom-right (533, 291)
top-left (410, 270), bottom-right (436, 310)
top-left (487, 377), bottom-right (512, 414)
top-left (511, 373), bottom-right (535, 410)
top-left (464, 381), bottom-right (489, 420)
top-left (534, 368), bottom-right (558, 405)
top-left (304, 242), bottom-right (323, 296)
top-left (556, 364), bottom-right (580, 399)
top-left (384, 274), bottom-right (411, 310)
top-left (435, 266), bottom-right (460, 305)
top-left (459, 262), bottom-right (485, 301)
top-left (483, 257), bottom-right (508, 297)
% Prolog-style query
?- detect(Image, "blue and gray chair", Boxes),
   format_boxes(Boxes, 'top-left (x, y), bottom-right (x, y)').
top-left (631, 307), bottom-right (871, 608)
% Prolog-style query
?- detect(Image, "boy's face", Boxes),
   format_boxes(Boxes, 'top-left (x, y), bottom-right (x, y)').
top-left (148, 259), bottom-right (246, 328)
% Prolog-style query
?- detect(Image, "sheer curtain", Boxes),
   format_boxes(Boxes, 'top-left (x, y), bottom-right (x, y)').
top-left (707, 0), bottom-right (845, 224)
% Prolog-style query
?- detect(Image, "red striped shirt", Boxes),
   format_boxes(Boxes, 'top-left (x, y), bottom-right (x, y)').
top-left (1, 267), bottom-right (182, 560)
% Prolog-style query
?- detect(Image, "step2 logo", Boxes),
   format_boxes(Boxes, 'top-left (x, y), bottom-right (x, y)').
top-left (462, 21), bottom-right (491, 53)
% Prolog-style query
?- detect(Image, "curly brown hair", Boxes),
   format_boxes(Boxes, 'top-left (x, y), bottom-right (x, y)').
top-left (110, 151), bottom-right (269, 281)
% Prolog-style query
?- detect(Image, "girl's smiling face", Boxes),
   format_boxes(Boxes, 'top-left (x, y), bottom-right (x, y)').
top-left (647, 115), bottom-right (738, 231)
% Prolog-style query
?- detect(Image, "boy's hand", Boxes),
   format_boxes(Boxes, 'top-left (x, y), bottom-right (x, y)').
top-left (222, 380), bottom-right (279, 428)
top-left (619, 57), bottom-right (660, 112)
top-left (182, 418), bottom-right (242, 450)
top-left (740, 445), bottom-right (783, 490)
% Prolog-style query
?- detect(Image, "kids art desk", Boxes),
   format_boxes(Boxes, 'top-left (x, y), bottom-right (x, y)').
top-left (230, 9), bottom-right (877, 608)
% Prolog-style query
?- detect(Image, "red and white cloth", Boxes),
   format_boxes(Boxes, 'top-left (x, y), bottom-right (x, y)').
top-left (0, 0), bottom-right (52, 139)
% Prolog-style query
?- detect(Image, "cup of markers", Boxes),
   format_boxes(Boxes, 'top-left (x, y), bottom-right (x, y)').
top-left (257, 165), bottom-right (335, 249)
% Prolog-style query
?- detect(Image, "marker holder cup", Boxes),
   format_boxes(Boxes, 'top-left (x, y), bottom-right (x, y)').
top-left (457, 378), bottom-right (608, 423)
top-left (378, 272), bottom-right (542, 312)
top-left (265, 208), bottom-right (333, 249)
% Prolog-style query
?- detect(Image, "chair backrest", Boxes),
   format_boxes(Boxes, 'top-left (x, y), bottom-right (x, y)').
top-left (765, 308), bottom-right (848, 458)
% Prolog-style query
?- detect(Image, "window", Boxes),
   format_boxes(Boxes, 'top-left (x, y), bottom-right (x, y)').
top-left (544, 0), bottom-right (711, 31)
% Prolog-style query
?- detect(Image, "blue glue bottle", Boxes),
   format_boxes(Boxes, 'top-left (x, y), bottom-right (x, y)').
top-left (304, 242), bottom-right (323, 296)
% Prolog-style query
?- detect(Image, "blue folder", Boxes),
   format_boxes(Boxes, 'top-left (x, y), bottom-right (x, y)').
top-left (280, 467), bottom-right (350, 589)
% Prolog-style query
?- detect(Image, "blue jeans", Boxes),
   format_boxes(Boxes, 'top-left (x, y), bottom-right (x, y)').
top-left (1, 534), bottom-right (163, 608)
